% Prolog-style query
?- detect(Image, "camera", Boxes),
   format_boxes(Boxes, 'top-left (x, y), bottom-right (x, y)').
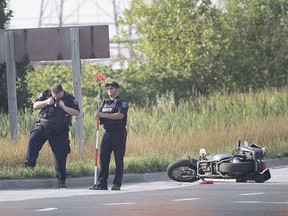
top-left (53, 97), bottom-right (60, 107)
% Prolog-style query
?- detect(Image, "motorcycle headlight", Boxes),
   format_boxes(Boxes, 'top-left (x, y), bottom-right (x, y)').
top-left (199, 148), bottom-right (207, 157)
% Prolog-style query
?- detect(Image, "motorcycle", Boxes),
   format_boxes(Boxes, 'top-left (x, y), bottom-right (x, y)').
top-left (167, 138), bottom-right (271, 183)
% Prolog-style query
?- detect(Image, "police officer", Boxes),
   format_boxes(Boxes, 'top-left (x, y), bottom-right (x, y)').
top-left (94, 81), bottom-right (128, 190)
top-left (25, 83), bottom-right (80, 189)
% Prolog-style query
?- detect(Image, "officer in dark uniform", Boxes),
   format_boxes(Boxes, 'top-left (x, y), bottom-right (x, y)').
top-left (95, 81), bottom-right (128, 190)
top-left (25, 83), bottom-right (80, 189)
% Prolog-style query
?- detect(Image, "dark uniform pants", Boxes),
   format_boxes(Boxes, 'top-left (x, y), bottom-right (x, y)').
top-left (97, 129), bottom-right (127, 187)
top-left (25, 125), bottom-right (71, 182)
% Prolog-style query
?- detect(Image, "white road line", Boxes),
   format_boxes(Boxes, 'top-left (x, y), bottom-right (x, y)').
top-left (104, 202), bottom-right (135, 206)
top-left (35, 208), bottom-right (58, 212)
top-left (239, 192), bottom-right (265, 196)
top-left (173, 198), bottom-right (200, 202)
top-left (234, 201), bottom-right (288, 204)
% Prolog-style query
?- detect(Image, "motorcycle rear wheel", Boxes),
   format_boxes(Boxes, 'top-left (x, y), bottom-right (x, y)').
top-left (167, 160), bottom-right (199, 182)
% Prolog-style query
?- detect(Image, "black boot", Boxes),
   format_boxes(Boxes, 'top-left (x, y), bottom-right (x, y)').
top-left (58, 180), bottom-right (67, 189)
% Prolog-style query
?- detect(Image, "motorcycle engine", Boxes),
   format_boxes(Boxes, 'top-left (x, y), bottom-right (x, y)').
top-left (197, 161), bottom-right (215, 176)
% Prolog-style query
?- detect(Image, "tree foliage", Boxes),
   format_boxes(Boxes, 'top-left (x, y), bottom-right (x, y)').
top-left (0, 0), bottom-right (12, 29)
top-left (116, 0), bottom-right (288, 100)
top-left (0, 0), bottom-right (13, 112)
top-left (0, 1), bottom-right (32, 113)
top-left (219, 0), bottom-right (288, 91)
top-left (117, 0), bottom-right (224, 99)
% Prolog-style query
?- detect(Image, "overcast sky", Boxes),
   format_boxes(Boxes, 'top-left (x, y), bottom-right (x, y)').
top-left (8, 0), bottom-right (131, 34)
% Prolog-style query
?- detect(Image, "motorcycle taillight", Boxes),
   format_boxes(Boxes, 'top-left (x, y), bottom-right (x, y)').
top-left (261, 162), bottom-right (267, 170)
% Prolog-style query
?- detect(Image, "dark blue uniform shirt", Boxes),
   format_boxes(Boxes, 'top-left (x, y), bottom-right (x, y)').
top-left (99, 96), bottom-right (128, 131)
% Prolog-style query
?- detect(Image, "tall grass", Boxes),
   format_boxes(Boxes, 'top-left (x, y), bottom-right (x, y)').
top-left (0, 88), bottom-right (288, 179)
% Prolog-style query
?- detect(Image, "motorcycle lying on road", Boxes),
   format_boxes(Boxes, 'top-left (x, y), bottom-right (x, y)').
top-left (167, 138), bottom-right (271, 183)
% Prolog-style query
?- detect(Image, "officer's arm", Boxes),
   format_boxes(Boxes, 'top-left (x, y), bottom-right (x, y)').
top-left (61, 104), bottom-right (80, 116)
top-left (33, 98), bottom-right (53, 110)
top-left (97, 112), bottom-right (124, 120)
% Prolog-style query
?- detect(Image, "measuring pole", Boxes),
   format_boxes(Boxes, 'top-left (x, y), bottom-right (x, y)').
top-left (90, 74), bottom-right (106, 190)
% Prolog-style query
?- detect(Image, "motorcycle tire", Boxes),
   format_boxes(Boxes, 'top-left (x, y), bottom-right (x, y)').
top-left (166, 160), bottom-right (199, 182)
top-left (219, 161), bottom-right (254, 174)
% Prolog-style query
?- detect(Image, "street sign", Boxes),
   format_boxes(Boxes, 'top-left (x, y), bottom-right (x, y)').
top-left (0, 25), bottom-right (109, 63)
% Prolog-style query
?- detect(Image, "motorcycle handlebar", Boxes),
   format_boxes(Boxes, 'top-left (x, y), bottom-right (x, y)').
top-left (237, 138), bottom-right (241, 148)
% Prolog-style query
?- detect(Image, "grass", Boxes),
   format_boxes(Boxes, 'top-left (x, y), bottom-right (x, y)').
top-left (0, 88), bottom-right (288, 179)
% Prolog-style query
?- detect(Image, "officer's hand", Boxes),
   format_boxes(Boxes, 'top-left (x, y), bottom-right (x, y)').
top-left (96, 113), bottom-right (100, 119)
top-left (96, 112), bottom-right (102, 118)
top-left (59, 100), bottom-right (65, 109)
top-left (46, 97), bottom-right (54, 105)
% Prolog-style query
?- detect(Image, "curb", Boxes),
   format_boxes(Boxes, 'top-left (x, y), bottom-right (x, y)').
top-left (0, 172), bottom-right (169, 190)
top-left (266, 157), bottom-right (288, 168)
top-left (0, 157), bottom-right (287, 190)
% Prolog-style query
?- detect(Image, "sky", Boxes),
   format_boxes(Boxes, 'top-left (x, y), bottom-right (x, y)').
top-left (8, 0), bottom-right (131, 36)
top-left (8, 0), bottom-right (42, 29)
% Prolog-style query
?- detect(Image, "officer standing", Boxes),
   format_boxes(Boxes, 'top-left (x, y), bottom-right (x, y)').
top-left (25, 83), bottom-right (80, 189)
top-left (94, 81), bottom-right (128, 190)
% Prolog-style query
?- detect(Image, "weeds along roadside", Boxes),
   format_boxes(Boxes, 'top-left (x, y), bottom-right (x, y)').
top-left (0, 89), bottom-right (288, 179)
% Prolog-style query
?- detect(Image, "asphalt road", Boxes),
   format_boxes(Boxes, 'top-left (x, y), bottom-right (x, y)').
top-left (0, 167), bottom-right (287, 216)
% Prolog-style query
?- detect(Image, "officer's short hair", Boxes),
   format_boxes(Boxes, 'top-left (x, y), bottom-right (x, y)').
top-left (51, 83), bottom-right (64, 94)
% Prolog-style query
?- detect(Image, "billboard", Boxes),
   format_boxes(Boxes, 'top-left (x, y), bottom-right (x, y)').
top-left (0, 25), bottom-right (110, 63)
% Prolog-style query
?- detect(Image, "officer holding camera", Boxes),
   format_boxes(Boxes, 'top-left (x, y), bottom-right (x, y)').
top-left (25, 83), bottom-right (80, 189)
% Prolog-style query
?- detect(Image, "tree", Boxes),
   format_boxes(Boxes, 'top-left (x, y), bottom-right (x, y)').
top-left (117, 0), bottom-right (231, 100)
top-left (0, 0), bottom-right (12, 28)
top-left (0, 0), bottom-right (13, 112)
top-left (116, 0), bottom-right (288, 102)
top-left (219, 0), bottom-right (288, 91)
top-left (0, 1), bottom-right (32, 113)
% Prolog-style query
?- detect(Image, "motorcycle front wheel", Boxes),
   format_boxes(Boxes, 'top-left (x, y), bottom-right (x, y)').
top-left (166, 160), bottom-right (199, 182)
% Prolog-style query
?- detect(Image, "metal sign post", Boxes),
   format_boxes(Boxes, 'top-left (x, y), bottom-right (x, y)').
top-left (4, 31), bottom-right (18, 143)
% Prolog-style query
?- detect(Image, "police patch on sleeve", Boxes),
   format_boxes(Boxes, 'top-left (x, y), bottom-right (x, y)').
top-left (37, 92), bottom-right (44, 99)
top-left (37, 91), bottom-right (46, 100)
top-left (73, 99), bottom-right (78, 105)
top-left (121, 101), bottom-right (128, 108)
